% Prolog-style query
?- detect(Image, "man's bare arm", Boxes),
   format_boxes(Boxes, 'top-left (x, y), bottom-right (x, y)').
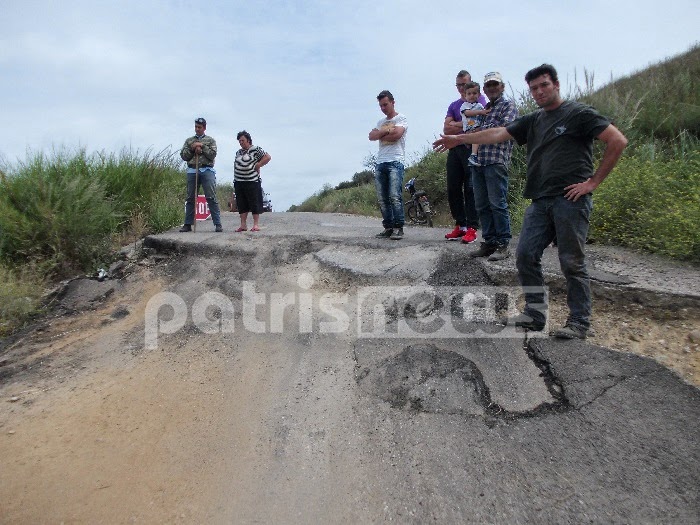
top-left (368, 128), bottom-right (384, 141)
top-left (433, 127), bottom-right (513, 152)
top-left (443, 117), bottom-right (463, 136)
top-left (370, 126), bottom-right (404, 142)
top-left (383, 126), bottom-right (405, 141)
top-left (564, 124), bottom-right (628, 201)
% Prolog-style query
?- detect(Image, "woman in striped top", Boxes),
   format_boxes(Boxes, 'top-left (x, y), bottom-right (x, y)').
top-left (234, 130), bottom-right (271, 232)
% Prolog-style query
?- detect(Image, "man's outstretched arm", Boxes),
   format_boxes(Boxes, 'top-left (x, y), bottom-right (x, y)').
top-left (433, 127), bottom-right (513, 152)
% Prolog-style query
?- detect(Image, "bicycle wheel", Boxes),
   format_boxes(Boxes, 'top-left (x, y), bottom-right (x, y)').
top-left (415, 202), bottom-right (432, 227)
top-left (406, 203), bottom-right (419, 224)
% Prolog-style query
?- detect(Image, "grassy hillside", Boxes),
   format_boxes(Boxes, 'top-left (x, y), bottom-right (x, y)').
top-left (293, 44), bottom-right (700, 261)
top-left (581, 44), bottom-right (699, 141)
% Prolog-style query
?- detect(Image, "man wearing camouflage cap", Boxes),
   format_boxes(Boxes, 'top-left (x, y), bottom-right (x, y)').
top-left (179, 117), bottom-right (223, 232)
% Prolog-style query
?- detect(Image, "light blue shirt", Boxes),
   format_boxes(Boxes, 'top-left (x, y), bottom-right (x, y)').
top-left (186, 167), bottom-right (216, 174)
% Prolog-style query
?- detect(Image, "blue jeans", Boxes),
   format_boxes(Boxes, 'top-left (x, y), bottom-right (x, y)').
top-left (446, 145), bottom-right (479, 229)
top-left (516, 195), bottom-right (593, 329)
top-left (184, 168), bottom-right (222, 226)
top-left (374, 161), bottom-right (405, 229)
top-left (471, 163), bottom-right (511, 245)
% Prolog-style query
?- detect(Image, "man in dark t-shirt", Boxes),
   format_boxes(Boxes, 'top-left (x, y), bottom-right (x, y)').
top-left (508, 100), bottom-right (611, 200)
top-left (433, 64), bottom-right (628, 339)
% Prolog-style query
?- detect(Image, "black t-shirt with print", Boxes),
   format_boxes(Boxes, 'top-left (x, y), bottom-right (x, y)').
top-left (506, 101), bottom-right (611, 199)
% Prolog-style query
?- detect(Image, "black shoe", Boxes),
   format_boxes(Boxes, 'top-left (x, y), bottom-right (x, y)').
top-left (179, 224), bottom-right (192, 232)
top-left (469, 242), bottom-right (497, 258)
top-left (375, 228), bottom-right (393, 238)
top-left (390, 228), bottom-right (404, 240)
top-left (504, 313), bottom-right (545, 331)
top-left (487, 244), bottom-right (510, 261)
top-left (215, 225), bottom-right (223, 232)
top-left (551, 323), bottom-right (587, 339)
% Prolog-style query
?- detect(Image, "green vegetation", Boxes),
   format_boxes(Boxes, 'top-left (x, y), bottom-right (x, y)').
top-left (218, 182), bottom-right (235, 212)
top-left (293, 44), bottom-right (700, 262)
top-left (581, 45), bottom-right (700, 141)
top-left (289, 182), bottom-right (380, 217)
top-left (0, 265), bottom-right (46, 335)
top-left (289, 167), bottom-right (379, 215)
top-left (0, 147), bottom-right (186, 334)
top-left (0, 147), bottom-right (185, 275)
top-left (590, 152), bottom-right (700, 260)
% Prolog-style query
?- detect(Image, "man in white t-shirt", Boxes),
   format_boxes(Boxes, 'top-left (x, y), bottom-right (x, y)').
top-left (368, 90), bottom-right (408, 240)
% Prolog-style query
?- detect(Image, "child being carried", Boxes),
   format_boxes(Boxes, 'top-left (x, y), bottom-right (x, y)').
top-left (460, 81), bottom-right (491, 166)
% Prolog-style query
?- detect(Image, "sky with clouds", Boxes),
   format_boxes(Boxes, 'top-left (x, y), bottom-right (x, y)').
top-left (2, 0), bottom-right (698, 211)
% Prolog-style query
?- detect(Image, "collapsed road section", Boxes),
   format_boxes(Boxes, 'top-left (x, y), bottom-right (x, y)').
top-left (1, 212), bottom-right (698, 523)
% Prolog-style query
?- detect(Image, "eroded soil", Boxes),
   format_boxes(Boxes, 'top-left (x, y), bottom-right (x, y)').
top-left (0, 248), bottom-right (698, 523)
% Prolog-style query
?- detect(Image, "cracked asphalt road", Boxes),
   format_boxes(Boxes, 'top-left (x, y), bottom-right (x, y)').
top-left (0, 212), bottom-right (698, 523)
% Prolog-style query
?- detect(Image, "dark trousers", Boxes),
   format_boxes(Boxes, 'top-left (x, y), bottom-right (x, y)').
top-left (516, 195), bottom-right (593, 329)
top-left (446, 145), bottom-right (479, 229)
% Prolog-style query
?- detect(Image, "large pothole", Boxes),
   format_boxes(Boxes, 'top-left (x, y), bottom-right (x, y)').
top-left (354, 338), bottom-right (557, 417)
top-left (356, 343), bottom-right (489, 415)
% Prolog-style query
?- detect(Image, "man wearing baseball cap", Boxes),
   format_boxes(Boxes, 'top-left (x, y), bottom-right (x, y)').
top-left (460, 72), bottom-right (519, 261)
top-left (179, 117), bottom-right (223, 232)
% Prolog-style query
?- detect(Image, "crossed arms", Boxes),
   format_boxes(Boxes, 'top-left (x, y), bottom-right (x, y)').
top-left (369, 125), bottom-right (405, 142)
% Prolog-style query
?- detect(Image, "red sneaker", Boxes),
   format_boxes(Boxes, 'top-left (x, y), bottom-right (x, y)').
top-left (461, 228), bottom-right (477, 244)
top-left (445, 226), bottom-right (465, 240)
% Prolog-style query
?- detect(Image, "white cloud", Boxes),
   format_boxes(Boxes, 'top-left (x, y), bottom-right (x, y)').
top-left (1, 0), bottom-right (698, 210)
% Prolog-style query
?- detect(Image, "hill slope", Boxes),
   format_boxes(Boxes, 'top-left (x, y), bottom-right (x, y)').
top-left (583, 44), bottom-right (700, 139)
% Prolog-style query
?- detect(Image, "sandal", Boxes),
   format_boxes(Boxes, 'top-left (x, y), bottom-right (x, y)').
top-left (235, 227), bottom-right (247, 232)
top-left (251, 226), bottom-right (260, 232)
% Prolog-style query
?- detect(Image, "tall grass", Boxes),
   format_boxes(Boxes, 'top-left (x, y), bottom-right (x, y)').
top-left (581, 44), bottom-right (699, 142)
top-left (293, 183), bottom-right (380, 216)
top-left (0, 265), bottom-right (46, 336)
top-left (0, 146), bottom-right (188, 333)
top-left (94, 148), bottom-right (187, 237)
top-left (0, 147), bottom-right (184, 277)
top-left (591, 152), bottom-right (700, 260)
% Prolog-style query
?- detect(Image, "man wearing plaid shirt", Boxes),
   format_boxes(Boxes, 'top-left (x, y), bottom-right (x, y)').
top-left (467, 72), bottom-right (518, 261)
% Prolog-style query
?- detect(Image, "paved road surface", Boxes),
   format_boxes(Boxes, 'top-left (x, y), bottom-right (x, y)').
top-left (0, 212), bottom-right (697, 523)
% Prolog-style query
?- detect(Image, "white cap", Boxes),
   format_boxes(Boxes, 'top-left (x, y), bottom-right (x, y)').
top-left (483, 72), bottom-right (504, 84)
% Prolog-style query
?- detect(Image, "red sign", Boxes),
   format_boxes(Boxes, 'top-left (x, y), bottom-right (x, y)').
top-left (195, 195), bottom-right (211, 221)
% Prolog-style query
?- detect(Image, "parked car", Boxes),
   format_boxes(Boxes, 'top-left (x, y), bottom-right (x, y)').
top-left (262, 189), bottom-right (272, 213)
